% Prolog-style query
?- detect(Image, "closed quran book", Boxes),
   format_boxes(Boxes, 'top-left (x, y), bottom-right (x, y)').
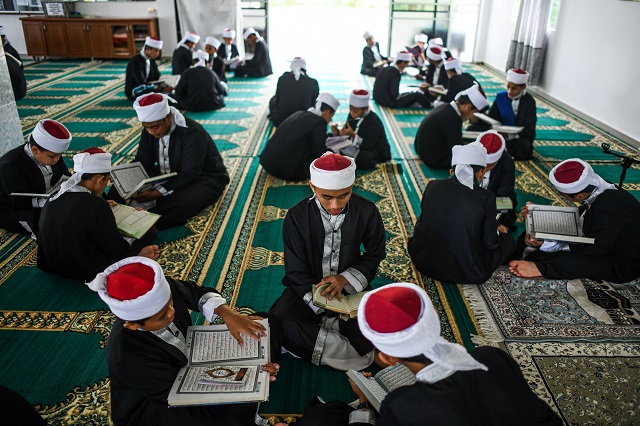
top-left (428, 85), bottom-right (447, 96)
top-left (496, 197), bottom-right (513, 211)
top-left (347, 364), bottom-right (416, 412)
top-left (11, 175), bottom-right (69, 198)
top-left (312, 284), bottom-right (368, 318)
top-left (473, 113), bottom-right (524, 134)
top-left (525, 204), bottom-right (595, 244)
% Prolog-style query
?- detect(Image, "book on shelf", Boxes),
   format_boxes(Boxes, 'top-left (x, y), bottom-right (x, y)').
top-left (149, 74), bottom-right (180, 88)
top-left (111, 204), bottom-right (160, 239)
top-left (473, 113), bottom-right (524, 134)
top-left (11, 176), bottom-right (69, 198)
top-left (312, 283), bottom-right (369, 318)
top-left (496, 197), bottom-right (513, 212)
top-left (525, 204), bottom-right (594, 244)
top-left (325, 135), bottom-right (353, 152)
top-left (110, 162), bottom-right (177, 200)
top-left (428, 85), bottom-right (447, 96)
top-left (346, 363), bottom-right (416, 412)
top-left (168, 318), bottom-right (271, 407)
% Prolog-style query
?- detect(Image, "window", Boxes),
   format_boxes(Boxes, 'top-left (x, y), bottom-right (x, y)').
top-left (548, 0), bottom-right (561, 31)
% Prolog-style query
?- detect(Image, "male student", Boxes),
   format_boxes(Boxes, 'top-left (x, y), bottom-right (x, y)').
top-left (408, 143), bottom-right (515, 284)
top-left (218, 28), bottom-right (240, 70)
top-left (235, 28), bottom-right (272, 78)
top-left (204, 36), bottom-right (228, 85)
top-left (88, 256), bottom-right (281, 426)
top-left (477, 130), bottom-right (517, 232)
top-left (373, 51), bottom-right (431, 108)
top-left (269, 57), bottom-right (319, 127)
top-left (437, 57), bottom-right (481, 105)
top-left (125, 36), bottom-right (165, 101)
top-left (414, 84), bottom-right (488, 169)
top-left (269, 153), bottom-right (386, 371)
top-left (474, 68), bottom-right (537, 160)
top-left (509, 158), bottom-right (640, 283)
top-left (278, 283), bottom-right (561, 426)
top-left (360, 31), bottom-right (388, 77)
top-left (123, 93), bottom-right (230, 229)
top-left (38, 148), bottom-right (159, 282)
top-left (331, 89), bottom-right (391, 170)
top-left (1, 26), bottom-right (25, 101)
top-left (409, 33), bottom-right (428, 69)
top-left (417, 45), bottom-right (449, 103)
top-left (174, 50), bottom-right (226, 112)
top-left (172, 32), bottom-right (199, 75)
top-left (428, 36), bottom-right (453, 59)
top-left (0, 119), bottom-right (71, 235)
top-left (260, 93), bottom-right (338, 181)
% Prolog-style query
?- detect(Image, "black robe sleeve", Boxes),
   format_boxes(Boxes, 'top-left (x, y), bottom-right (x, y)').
top-left (172, 46), bottom-right (193, 75)
top-left (517, 94), bottom-right (537, 141)
top-left (488, 151), bottom-right (517, 228)
top-left (282, 207), bottom-right (322, 299)
top-left (361, 46), bottom-right (375, 72)
top-left (354, 112), bottom-right (391, 169)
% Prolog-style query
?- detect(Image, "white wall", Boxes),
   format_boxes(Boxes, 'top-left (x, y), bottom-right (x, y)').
top-left (477, 0), bottom-right (640, 143)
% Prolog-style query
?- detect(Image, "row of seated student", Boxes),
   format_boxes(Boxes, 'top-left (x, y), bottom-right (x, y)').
top-left (0, 92), bottom-right (229, 282)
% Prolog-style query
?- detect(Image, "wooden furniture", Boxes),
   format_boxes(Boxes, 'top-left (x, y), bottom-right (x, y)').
top-left (20, 17), bottom-right (159, 59)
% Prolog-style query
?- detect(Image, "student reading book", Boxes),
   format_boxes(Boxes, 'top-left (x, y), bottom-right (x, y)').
top-left (525, 204), bottom-right (594, 244)
top-left (111, 204), bottom-right (160, 240)
top-left (346, 363), bottom-right (415, 412)
top-left (110, 161), bottom-right (177, 200)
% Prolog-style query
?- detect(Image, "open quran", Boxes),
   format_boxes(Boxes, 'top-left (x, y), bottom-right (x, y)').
top-left (110, 162), bottom-right (177, 200)
top-left (312, 284), bottom-right (369, 318)
top-left (148, 74), bottom-right (180, 88)
top-left (111, 204), bottom-right (160, 239)
top-left (168, 319), bottom-right (271, 407)
top-left (474, 113), bottom-right (524, 134)
top-left (525, 204), bottom-right (594, 244)
top-left (428, 85), bottom-right (448, 96)
top-left (347, 363), bottom-right (416, 412)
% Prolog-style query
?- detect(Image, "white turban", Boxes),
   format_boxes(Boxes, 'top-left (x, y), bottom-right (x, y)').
top-left (363, 31), bottom-right (374, 40)
top-left (451, 142), bottom-right (487, 190)
top-left (549, 158), bottom-right (616, 195)
top-left (507, 68), bottom-right (529, 85)
top-left (54, 149), bottom-right (112, 199)
top-left (426, 46), bottom-right (444, 61)
top-left (310, 152), bottom-right (356, 190)
top-left (87, 257), bottom-right (171, 321)
top-left (349, 90), bottom-right (370, 108)
top-left (316, 93), bottom-right (339, 112)
top-left (205, 36), bottom-right (221, 50)
top-left (133, 93), bottom-right (171, 122)
top-left (456, 84), bottom-right (488, 111)
top-left (30, 119), bottom-right (72, 153)
top-left (395, 51), bottom-right (412, 62)
top-left (476, 130), bottom-right (505, 164)
top-left (243, 28), bottom-right (258, 40)
top-left (192, 49), bottom-right (209, 67)
top-left (444, 58), bottom-right (462, 74)
top-left (290, 57), bottom-right (307, 81)
top-left (414, 33), bottom-right (428, 44)
top-left (428, 37), bottom-right (444, 46)
top-left (222, 28), bottom-right (236, 38)
top-left (144, 36), bottom-right (163, 50)
top-left (358, 283), bottom-right (488, 373)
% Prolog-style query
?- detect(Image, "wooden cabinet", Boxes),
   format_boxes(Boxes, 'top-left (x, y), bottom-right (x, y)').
top-left (20, 17), bottom-right (159, 59)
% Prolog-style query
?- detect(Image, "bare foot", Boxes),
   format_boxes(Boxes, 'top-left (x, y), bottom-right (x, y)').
top-left (138, 245), bottom-right (160, 260)
top-left (509, 260), bottom-right (542, 278)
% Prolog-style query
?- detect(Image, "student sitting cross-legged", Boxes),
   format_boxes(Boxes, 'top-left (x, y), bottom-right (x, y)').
top-left (88, 257), bottom-right (282, 426)
top-left (37, 149), bottom-right (159, 282)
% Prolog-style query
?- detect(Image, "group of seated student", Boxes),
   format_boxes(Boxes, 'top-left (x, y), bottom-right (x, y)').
top-left (269, 57), bottom-right (320, 127)
top-left (373, 50), bottom-right (432, 108)
top-left (434, 57), bottom-right (482, 106)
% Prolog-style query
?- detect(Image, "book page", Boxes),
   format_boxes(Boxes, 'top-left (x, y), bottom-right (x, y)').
top-left (531, 208), bottom-right (579, 236)
top-left (496, 197), bottom-right (513, 211)
top-left (346, 370), bottom-right (387, 412)
top-left (111, 205), bottom-right (160, 239)
top-left (496, 125), bottom-right (524, 134)
top-left (111, 162), bottom-right (148, 196)
top-left (344, 291), bottom-right (368, 313)
top-left (177, 365), bottom-right (259, 394)
top-left (313, 284), bottom-right (350, 314)
top-left (376, 364), bottom-right (416, 393)
top-left (474, 112), bottom-right (501, 127)
top-left (189, 329), bottom-right (260, 364)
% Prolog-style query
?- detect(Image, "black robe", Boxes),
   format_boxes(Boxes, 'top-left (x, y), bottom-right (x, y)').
top-left (124, 52), bottom-right (161, 101)
top-left (6, 49), bottom-right (26, 101)
top-left (0, 145), bottom-right (70, 234)
top-left (375, 347), bottom-right (561, 426)
top-left (211, 56), bottom-right (227, 83)
top-left (134, 116), bottom-right (230, 229)
top-left (107, 278), bottom-right (282, 426)
top-left (408, 177), bottom-right (515, 284)
top-left (269, 194), bottom-right (385, 359)
top-left (361, 43), bottom-right (386, 77)
top-left (343, 111), bottom-right (391, 170)
top-left (259, 111), bottom-right (328, 181)
top-left (172, 45), bottom-right (193, 75)
top-left (471, 92), bottom-right (537, 160)
top-left (235, 40), bottom-right (272, 77)
top-left (37, 191), bottom-right (151, 281)
top-left (174, 66), bottom-right (225, 112)
top-left (373, 66), bottom-right (430, 108)
top-left (218, 43), bottom-right (239, 63)
top-left (269, 72), bottom-right (319, 127)
top-left (423, 62), bottom-right (449, 88)
top-left (440, 72), bottom-right (479, 104)
top-left (485, 150), bottom-right (517, 229)
top-left (414, 103), bottom-right (463, 169)
top-left (528, 188), bottom-right (640, 283)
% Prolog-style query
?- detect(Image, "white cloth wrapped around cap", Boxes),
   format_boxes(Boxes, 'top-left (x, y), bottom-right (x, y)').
top-left (30, 119), bottom-right (72, 153)
top-left (205, 36), bottom-right (221, 50)
top-left (192, 49), bottom-right (209, 67)
top-left (177, 31), bottom-right (200, 48)
top-left (309, 152), bottom-right (356, 190)
top-left (54, 148), bottom-right (112, 199)
top-left (455, 84), bottom-right (488, 111)
top-left (414, 33), bottom-right (428, 44)
top-left (314, 92), bottom-right (339, 112)
top-left (358, 283), bottom-right (488, 373)
top-left (549, 158), bottom-right (616, 194)
top-left (395, 51), bottom-right (412, 62)
top-left (451, 142), bottom-right (487, 190)
top-left (444, 58), bottom-right (462, 74)
top-left (133, 93), bottom-right (172, 122)
top-left (428, 37), bottom-right (444, 46)
top-left (222, 28), bottom-right (236, 38)
top-left (87, 257), bottom-right (171, 322)
top-left (506, 68), bottom-right (529, 85)
top-left (363, 31), bottom-right (374, 40)
top-left (243, 28), bottom-right (257, 40)
top-left (349, 90), bottom-right (370, 108)
top-left (290, 57), bottom-right (307, 81)
top-left (426, 46), bottom-right (444, 61)
top-left (144, 36), bottom-right (163, 50)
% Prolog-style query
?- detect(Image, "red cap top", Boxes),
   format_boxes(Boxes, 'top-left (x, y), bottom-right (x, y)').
top-left (139, 93), bottom-right (165, 106)
top-left (148, 36), bottom-right (160, 41)
top-left (553, 160), bottom-right (585, 183)
top-left (364, 287), bottom-right (422, 333)
top-left (511, 68), bottom-right (527, 74)
top-left (106, 263), bottom-right (156, 301)
top-left (430, 47), bottom-right (442, 54)
top-left (313, 154), bottom-right (352, 171)
top-left (79, 147), bottom-right (106, 155)
top-left (42, 120), bottom-right (70, 139)
top-left (353, 89), bottom-right (369, 96)
top-left (479, 133), bottom-right (503, 154)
